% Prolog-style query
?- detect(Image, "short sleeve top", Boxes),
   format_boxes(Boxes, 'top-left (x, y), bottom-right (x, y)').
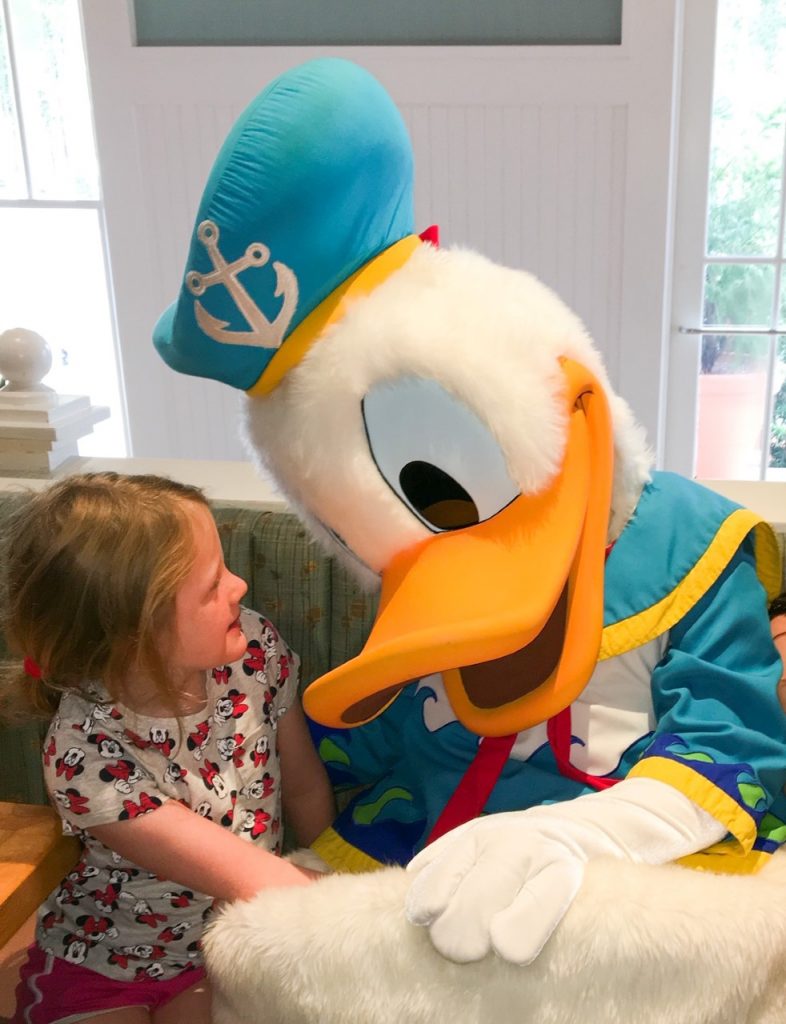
top-left (36, 607), bottom-right (298, 982)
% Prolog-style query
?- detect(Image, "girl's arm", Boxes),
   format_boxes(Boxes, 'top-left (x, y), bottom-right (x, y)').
top-left (89, 801), bottom-right (314, 902)
top-left (770, 611), bottom-right (786, 711)
top-left (278, 697), bottom-right (336, 847)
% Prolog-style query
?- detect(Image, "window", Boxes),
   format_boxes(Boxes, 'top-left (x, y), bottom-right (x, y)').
top-left (0, 0), bottom-right (127, 455)
top-left (132, 0), bottom-right (622, 47)
top-left (692, 0), bottom-right (786, 480)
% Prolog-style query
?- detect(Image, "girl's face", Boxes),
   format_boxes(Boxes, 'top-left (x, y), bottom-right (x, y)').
top-left (168, 503), bottom-right (249, 686)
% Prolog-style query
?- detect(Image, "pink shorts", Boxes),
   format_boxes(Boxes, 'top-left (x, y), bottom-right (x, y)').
top-left (12, 944), bottom-right (207, 1024)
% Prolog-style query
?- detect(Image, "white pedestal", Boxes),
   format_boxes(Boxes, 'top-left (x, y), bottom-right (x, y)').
top-left (0, 391), bottom-right (110, 476)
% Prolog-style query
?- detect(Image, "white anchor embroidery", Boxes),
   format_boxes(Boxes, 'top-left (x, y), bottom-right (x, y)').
top-left (186, 220), bottom-right (298, 349)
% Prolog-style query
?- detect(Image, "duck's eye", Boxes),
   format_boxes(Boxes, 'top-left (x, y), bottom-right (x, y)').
top-left (399, 461), bottom-right (479, 529)
top-left (362, 376), bottom-right (519, 533)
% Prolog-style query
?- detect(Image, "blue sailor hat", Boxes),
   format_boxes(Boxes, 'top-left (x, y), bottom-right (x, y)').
top-left (153, 57), bottom-right (416, 394)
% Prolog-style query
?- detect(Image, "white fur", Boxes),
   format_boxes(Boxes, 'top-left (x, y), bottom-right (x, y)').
top-left (205, 852), bottom-right (786, 1024)
top-left (242, 244), bottom-right (652, 585)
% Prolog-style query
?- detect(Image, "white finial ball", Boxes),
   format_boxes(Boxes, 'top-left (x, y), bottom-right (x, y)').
top-left (0, 327), bottom-right (53, 391)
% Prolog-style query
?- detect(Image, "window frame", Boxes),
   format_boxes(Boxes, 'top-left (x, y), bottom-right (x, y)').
top-left (666, 0), bottom-right (786, 481)
top-left (0, 0), bottom-right (129, 455)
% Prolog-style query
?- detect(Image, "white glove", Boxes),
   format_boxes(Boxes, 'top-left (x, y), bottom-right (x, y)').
top-left (405, 777), bottom-right (726, 965)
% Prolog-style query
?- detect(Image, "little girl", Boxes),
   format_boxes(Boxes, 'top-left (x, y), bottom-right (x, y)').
top-left (3, 472), bottom-right (335, 1024)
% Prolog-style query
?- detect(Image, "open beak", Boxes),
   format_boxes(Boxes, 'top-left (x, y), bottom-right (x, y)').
top-left (303, 358), bottom-right (614, 736)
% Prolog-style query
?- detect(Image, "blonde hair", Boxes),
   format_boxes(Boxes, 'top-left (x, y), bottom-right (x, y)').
top-left (0, 472), bottom-right (209, 722)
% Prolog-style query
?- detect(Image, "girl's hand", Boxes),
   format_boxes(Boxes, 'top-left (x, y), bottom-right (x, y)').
top-left (211, 861), bottom-right (323, 914)
top-left (298, 866), bottom-right (329, 881)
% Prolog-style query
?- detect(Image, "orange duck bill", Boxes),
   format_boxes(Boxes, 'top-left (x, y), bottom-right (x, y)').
top-left (303, 358), bottom-right (615, 737)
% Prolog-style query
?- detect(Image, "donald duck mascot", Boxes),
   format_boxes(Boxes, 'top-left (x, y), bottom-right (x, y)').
top-left (153, 58), bottom-right (786, 1023)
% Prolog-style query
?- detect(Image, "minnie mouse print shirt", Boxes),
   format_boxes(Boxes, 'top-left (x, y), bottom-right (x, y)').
top-left (36, 608), bottom-right (297, 981)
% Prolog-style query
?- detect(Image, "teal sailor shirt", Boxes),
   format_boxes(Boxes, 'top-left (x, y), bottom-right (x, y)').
top-left (309, 473), bottom-right (786, 874)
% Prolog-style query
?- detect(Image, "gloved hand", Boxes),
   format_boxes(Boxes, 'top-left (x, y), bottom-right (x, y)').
top-left (405, 777), bottom-right (726, 965)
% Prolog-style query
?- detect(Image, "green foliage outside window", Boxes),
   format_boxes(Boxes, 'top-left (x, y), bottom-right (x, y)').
top-left (703, 0), bottom-right (786, 468)
top-left (703, 102), bottom-right (783, 374)
top-left (770, 338), bottom-right (786, 468)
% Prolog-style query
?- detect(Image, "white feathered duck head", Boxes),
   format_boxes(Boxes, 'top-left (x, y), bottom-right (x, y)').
top-left (155, 57), bottom-right (652, 739)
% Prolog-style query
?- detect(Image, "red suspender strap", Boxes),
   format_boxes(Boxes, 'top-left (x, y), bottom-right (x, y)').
top-left (546, 706), bottom-right (619, 791)
top-left (425, 733), bottom-right (517, 845)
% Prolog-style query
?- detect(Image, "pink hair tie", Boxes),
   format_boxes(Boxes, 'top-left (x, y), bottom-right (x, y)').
top-left (23, 656), bottom-right (43, 679)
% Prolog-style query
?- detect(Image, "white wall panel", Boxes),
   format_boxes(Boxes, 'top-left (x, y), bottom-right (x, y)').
top-left (399, 101), bottom-right (627, 381)
top-left (81, 0), bottom-right (682, 461)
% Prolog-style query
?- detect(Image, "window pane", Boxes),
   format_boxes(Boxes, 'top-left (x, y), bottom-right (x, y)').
top-left (769, 336), bottom-right (786, 478)
top-left (780, 276), bottom-right (786, 327)
top-left (703, 263), bottom-right (774, 326)
top-left (133, 0), bottom-right (622, 46)
top-left (7, 0), bottom-right (98, 200)
top-left (0, 8), bottom-right (26, 198)
top-left (696, 334), bottom-right (769, 480)
top-left (0, 208), bottom-right (127, 456)
top-left (706, 0), bottom-right (786, 257)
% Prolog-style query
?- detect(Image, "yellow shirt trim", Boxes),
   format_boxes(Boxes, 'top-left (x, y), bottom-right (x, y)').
top-left (754, 519), bottom-right (783, 599)
top-left (247, 234), bottom-right (422, 396)
top-left (599, 512), bottom-right (780, 661)
top-left (677, 846), bottom-right (772, 875)
top-left (628, 756), bottom-right (757, 853)
top-left (311, 826), bottom-right (385, 874)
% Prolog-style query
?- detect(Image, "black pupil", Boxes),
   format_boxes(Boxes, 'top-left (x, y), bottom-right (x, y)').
top-left (399, 461), bottom-right (480, 530)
